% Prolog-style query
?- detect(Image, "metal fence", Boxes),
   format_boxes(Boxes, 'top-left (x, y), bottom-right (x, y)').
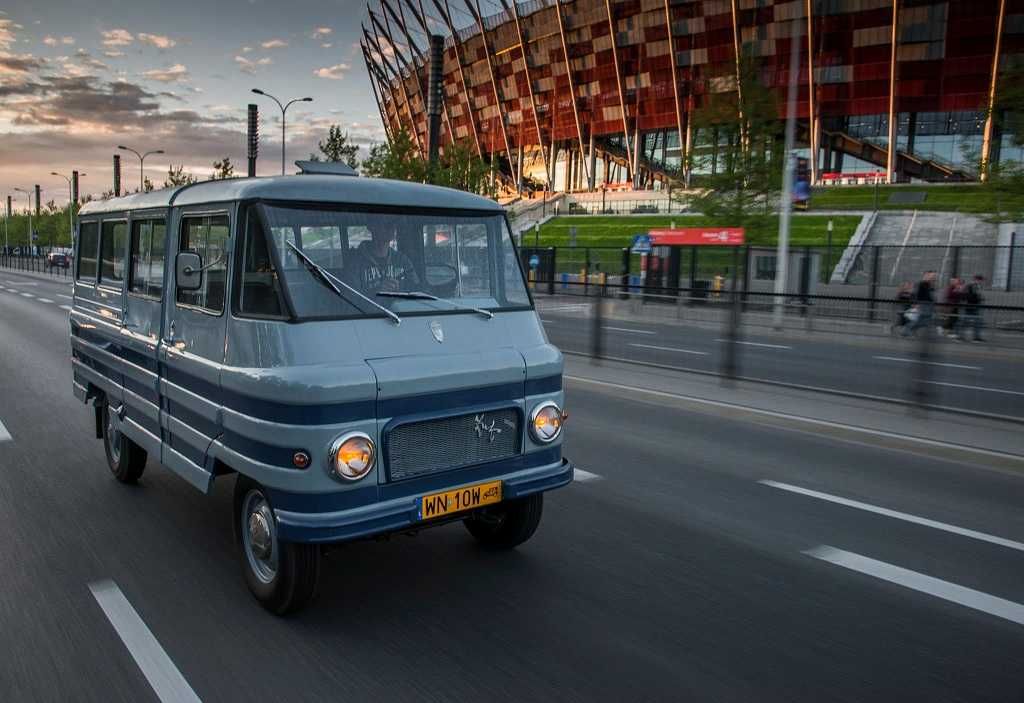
top-left (536, 281), bottom-right (1024, 421)
top-left (0, 253), bottom-right (71, 278)
top-left (521, 245), bottom-right (1024, 310)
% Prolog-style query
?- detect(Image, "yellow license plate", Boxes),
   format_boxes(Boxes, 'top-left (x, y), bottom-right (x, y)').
top-left (420, 481), bottom-right (502, 521)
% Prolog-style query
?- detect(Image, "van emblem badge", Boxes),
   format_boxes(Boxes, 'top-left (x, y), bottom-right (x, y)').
top-left (474, 414), bottom-right (502, 443)
top-left (429, 320), bottom-right (444, 343)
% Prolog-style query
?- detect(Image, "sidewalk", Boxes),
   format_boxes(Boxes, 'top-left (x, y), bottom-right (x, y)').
top-left (565, 355), bottom-right (1024, 467)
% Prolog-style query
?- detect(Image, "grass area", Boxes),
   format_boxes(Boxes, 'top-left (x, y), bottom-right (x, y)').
top-left (531, 214), bottom-right (862, 250)
top-left (808, 184), bottom-right (1022, 214)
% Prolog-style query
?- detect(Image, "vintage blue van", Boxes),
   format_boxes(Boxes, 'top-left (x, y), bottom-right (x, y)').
top-left (71, 167), bottom-right (571, 613)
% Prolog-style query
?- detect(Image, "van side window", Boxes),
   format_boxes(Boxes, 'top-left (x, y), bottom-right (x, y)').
top-left (177, 214), bottom-right (229, 313)
top-left (100, 221), bottom-right (127, 286)
top-left (77, 221), bottom-right (99, 281)
top-left (238, 212), bottom-right (285, 317)
top-left (130, 219), bottom-right (167, 298)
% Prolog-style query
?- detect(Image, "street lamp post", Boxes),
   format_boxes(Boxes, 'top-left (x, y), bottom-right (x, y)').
top-left (251, 89), bottom-right (313, 175)
top-left (117, 146), bottom-right (164, 191)
top-left (52, 171), bottom-right (86, 248)
top-left (13, 187), bottom-right (32, 255)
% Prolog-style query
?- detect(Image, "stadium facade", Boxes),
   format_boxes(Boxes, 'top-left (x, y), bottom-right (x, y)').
top-left (361, 0), bottom-right (1024, 191)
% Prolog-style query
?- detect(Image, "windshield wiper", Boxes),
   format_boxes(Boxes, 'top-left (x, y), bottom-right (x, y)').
top-left (286, 241), bottom-right (401, 325)
top-left (377, 290), bottom-right (493, 319)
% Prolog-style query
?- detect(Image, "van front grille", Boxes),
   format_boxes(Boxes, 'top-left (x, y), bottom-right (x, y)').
top-left (386, 408), bottom-right (521, 481)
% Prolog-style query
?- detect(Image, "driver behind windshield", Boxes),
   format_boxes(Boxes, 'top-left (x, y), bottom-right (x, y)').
top-left (347, 225), bottom-right (420, 295)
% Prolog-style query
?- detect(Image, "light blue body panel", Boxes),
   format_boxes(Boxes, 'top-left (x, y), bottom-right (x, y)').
top-left (71, 176), bottom-right (570, 543)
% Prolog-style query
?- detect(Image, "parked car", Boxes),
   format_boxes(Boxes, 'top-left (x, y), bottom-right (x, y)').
top-left (47, 252), bottom-right (70, 268)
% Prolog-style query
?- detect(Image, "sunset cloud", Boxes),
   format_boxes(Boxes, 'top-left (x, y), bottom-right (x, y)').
top-left (142, 64), bottom-right (188, 83)
top-left (101, 29), bottom-right (134, 47)
top-left (260, 39), bottom-right (287, 49)
top-left (0, 19), bottom-right (18, 49)
top-left (234, 55), bottom-right (272, 74)
top-left (137, 32), bottom-right (177, 49)
top-left (312, 27), bottom-right (333, 38)
top-left (314, 63), bottom-right (349, 80)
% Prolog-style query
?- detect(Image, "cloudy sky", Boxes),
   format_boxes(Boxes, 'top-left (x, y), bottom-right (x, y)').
top-left (0, 0), bottom-right (396, 206)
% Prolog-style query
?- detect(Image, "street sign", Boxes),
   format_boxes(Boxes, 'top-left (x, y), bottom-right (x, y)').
top-left (647, 228), bottom-right (745, 246)
top-left (630, 233), bottom-right (652, 253)
top-left (529, 254), bottom-right (540, 269)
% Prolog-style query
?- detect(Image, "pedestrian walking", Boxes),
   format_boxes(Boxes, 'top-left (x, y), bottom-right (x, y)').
top-left (958, 274), bottom-right (986, 342)
top-left (893, 281), bottom-right (913, 334)
top-left (942, 276), bottom-right (964, 338)
top-left (903, 270), bottom-right (936, 337)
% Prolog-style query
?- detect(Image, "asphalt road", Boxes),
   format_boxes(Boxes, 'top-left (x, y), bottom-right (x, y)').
top-left (537, 300), bottom-right (1024, 419)
top-left (1, 268), bottom-right (1023, 702)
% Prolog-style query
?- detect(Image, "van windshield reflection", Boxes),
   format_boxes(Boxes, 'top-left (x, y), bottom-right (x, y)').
top-left (245, 204), bottom-right (530, 320)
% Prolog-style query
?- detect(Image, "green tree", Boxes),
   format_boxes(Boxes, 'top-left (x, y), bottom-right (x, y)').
top-left (312, 125), bottom-right (361, 167)
top-left (360, 129), bottom-right (496, 197)
top-left (164, 164), bottom-right (197, 187)
top-left (210, 157), bottom-right (235, 180)
top-left (360, 129), bottom-right (427, 182)
top-left (976, 65), bottom-right (1024, 224)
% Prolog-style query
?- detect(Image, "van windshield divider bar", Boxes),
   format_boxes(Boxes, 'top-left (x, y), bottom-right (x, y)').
top-left (285, 241), bottom-right (401, 325)
top-left (377, 291), bottom-right (493, 319)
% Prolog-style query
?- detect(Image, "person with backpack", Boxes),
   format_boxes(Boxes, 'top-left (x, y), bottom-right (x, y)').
top-left (959, 275), bottom-right (986, 342)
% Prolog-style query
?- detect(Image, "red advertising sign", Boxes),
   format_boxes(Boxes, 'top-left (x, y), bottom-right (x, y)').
top-left (648, 228), bottom-right (745, 246)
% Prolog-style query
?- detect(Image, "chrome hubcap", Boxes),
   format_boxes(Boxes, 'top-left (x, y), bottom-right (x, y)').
top-left (106, 408), bottom-right (121, 465)
top-left (242, 491), bottom-right (278, 584)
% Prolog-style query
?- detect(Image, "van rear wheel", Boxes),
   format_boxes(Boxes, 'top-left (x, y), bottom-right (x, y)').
top-left (234, 476), bottom-right (320, 615)
top-left (102, 401), bottom-right (147, 483)
top-left (464, 493), bottom-right (543, 549)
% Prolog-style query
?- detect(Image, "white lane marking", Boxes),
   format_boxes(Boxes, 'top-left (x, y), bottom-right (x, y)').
top-left (761, 480), bottom-right (1024, 553)
top-left (6, 280), bottom-right (37, 285)
top-left (575, 468), bottom-right (601, 482)
top-left (20, 292), bottom-right (34, 298)
top-left (59, 304), bottom-right (72, 311)
top-left (924, 381), bottom-right (1024, 397)
top-left (564, 375), bottom-right (1024, 462)
top-left (0, 419), bottom-right (10, 442)
top-left (539, 317), bottom-right (551, 323)
top-left (715, 339), bottom-right (792, 349)
top-left (37, 297), bottom-right (54, 304)
top-left (604, 326), bottom-right (656, 335)
top-left (88, 580), bottom-right (202, 703)
top-left (57, 294), bottom-right (73, 300)
top-left (804, 545), bottom-right (1024, 627)
top-left (630, 343), bottom-right (709, 356)
top-left (873, 356), bottom-right (982, 371)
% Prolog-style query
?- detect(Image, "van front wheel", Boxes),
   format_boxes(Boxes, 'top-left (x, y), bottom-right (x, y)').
top-left (464, 493), bottom-right (543, 549)
top-left (102, 402), bottom-right (147, 483)
top-left (234, 477), bottom-right (320, 615)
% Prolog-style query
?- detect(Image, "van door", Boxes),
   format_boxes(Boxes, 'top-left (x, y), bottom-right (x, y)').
top-left (119, 212), bottom-right (168, 458)
top-left (158, 209), bottom-right (232, 492)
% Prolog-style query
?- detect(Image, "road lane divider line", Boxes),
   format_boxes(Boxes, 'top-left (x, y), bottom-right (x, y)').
top-left (564, 375), bottom-right (1024, 468)
top-left (804, 545), bottom-right (1024, 627)
top-left (761, 480), bottom-right (1024, 553)
top-left (20, 292), bottom-right (34, 298)
top-left (715, 339), bottom-right (792, 349)
top-left (604, 326), bottom-right (656, 335)
top-left (60, 304), bottom-right (72, 311)
top-left (924, 381), bottom-right (1024, 397)
top-left (630, 343), bottom-right (709, 356)
top-left (0, 420), bottom-right (10, 442)
top-left (873, 356), bottom-right (982, 371)
top-left (57, 294), bottom-right (73, 300)
top-left (88, 580), bottom-right (202, 703)
top-left (575, 468), bottom-right (601, 482)
top-left (37, 297), bottom-right (54, 304)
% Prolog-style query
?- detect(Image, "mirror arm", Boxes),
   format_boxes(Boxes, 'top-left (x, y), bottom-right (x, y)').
top-left (182, 255), bottom-right (224, 276)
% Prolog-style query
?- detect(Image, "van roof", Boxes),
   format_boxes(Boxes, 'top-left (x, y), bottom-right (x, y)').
top-left (77, 175), bottom-right (504, 216)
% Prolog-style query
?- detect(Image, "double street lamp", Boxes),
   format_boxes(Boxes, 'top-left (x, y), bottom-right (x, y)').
top-left (251, 89), bottom-right (313, 175)
top-left (52, 171), bottom-right (86, 245)
top-left (117, 145), bottom-right (164, 191)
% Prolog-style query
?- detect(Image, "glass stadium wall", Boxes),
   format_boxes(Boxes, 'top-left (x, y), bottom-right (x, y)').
top-left (362, 0), bottom-right (1024, 192)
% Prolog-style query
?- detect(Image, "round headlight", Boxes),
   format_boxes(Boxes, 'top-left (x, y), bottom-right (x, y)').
top-left (530, 401), bottom-right (564, 443)
top-left (328, 432), bottom-right (375, 481)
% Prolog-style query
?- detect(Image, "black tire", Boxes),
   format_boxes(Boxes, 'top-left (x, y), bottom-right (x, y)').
top-left (234, 476), bottom-right (320, 615)
top-left (464, 493), bottom-right (544, 549)
top-left (102, 401), bottom-right (147, 484)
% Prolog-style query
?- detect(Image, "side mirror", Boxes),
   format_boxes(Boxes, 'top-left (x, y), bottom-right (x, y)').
top-left (176, 251), bottom-right (203, 292)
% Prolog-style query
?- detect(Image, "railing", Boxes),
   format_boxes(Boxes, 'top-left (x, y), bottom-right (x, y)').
top-left (0, 253), bottom-right (72, 278)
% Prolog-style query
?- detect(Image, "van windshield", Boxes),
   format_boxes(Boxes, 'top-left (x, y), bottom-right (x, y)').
top-left (247, 204), bottom-right (530, 320)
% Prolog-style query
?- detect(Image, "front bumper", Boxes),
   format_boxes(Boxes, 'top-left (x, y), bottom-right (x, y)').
top-left (274, 457), bottom-right (574, 543)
